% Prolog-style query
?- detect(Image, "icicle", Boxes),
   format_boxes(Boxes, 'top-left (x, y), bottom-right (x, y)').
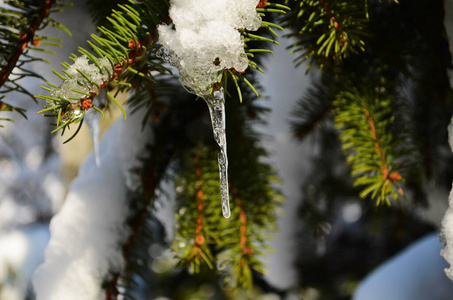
top-left (84, 92), bottom-right (106, 167)
top-left (204, 89), bottom-right (231, 218)
top-left (85, 108), bottom-right (101, 167)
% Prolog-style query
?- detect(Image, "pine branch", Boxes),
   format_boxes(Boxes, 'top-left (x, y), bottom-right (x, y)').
top-left (36, 0), bottom-right (169, 141)
top-left (0, 0), bottom-right (56, 87)
top-left (223, 1), bottom-right (290, 101)
top-left (0, 0), bottom-right (68, 123)
top-left (283, 0), bottom-right (369, 70)
top-left (333, 86), bottom-right (406, 205)
top-left (172, 148), bottom-right (221, 273)
top-left (85, 0), bottom-right (127, 27)
top-left (103, 86), bottom-right (206, 299)
top-left (165, 69), bottom-right (282, 291)
top-left (216, 97), bottom-right (282, 290)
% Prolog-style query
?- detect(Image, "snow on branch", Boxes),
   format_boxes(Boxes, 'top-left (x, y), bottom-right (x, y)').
top-left (32, 109), bottom-right (151, 299)
top-left (440, 116), bottom-right (453, 281)
top-left (157, 0), bottom-right (262, 97)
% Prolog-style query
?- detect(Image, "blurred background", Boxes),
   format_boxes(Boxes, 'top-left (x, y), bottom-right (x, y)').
top-left (1, 0), bottom-right (453, 299)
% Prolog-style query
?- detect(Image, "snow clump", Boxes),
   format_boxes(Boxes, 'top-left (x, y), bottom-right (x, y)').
top-left (157, 0), bottom-right (262, 97)
top-left (440, 115), bottom-right (453, 281)
top-left (47, 56), bottom-right (112, 121)
top-left (49, 56), bottom-right (111, 103)
top-left (33, 108), bottom-right (152, 300)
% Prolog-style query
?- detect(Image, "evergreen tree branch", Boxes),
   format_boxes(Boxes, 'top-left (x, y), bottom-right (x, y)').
top-left (0, 0), bottom-right (68, 123)
top-left (333, 87), bottom-right (406, 205)
top-left (0, 0), bottom-right (57, 87)
top-left (104, 87), bottom-right (206, 299)
top-left (36, 0), bottom-right (169, 140)
top-left (172, 148), bottom-right (220, 273)
top-left (283, 0), bottom-right (369, 70)
top-left (216, 96), bottom-right (282, 290)
top-left (86, 0), bottom-right (127, 27)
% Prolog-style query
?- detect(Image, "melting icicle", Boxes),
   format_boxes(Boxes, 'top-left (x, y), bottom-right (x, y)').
top-left (204, 89), bottom-right (231, 218)
top-left (85, 92), bottom-right (106, 167)
top-left (85, 108), bottom-right (101, 167)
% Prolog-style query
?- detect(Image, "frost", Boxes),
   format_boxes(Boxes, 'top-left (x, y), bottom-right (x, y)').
top-left (32, 109), bottom-right (151, 300)
top-left (440, 116), bottom-right (453, 281)
top-left (157, 0), bottom-right (261, 97)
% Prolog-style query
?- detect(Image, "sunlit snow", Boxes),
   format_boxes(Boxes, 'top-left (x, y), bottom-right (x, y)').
top-left (157, 0), bottom-right (261, 97)
top-left (32, 109), bottom-right (151, 300)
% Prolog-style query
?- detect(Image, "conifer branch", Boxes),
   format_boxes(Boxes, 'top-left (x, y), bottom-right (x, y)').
top-left (0, 0), bottom-right (68, 123)
top-left (283, 0), bottom-right (369, 70)
top-left (104, 89), bottom-right (208, 298)
top-left (172, 149), bottom-right (220, 273)
top-left (221, 1), bottom-right (289, 100)
top-left (333, 87), bottom-right (406, 205)
top-left (0, 0), bottom-right (57, 87)
top-left (215, 99), bottom-right (282, 289)
top-left (37, 0), bottom-right (169, 138)
top-left (104, 116), bottom-right (175, 299)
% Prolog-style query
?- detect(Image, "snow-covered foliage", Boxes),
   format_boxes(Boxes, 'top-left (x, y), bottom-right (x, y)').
top-left (50, 56), bottom-right (111, 103)
top-left (47, 56), bottom-right (112, 122)
top-left (32, 109), bottom-right (152, 300)
top-left (440, 116), bottom-right (453, 281)
top-left (157, 0), bottom-right (261, 97)
top-left (0, 225), bottom-right (49, 300)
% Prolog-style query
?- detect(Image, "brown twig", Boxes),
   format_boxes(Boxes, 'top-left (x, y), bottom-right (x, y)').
top-left (362, 107), bottom-right (403, 197)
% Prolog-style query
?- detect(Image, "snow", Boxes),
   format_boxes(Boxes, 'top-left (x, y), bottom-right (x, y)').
top-left (157, 0), bottom-right (261, 97)
top-left (50, 56), bottom-right (111, 103)
top-left (46, 56), bottom-right (112, 123)
top-left (353, 233), bottom-right (453, 300)
top-left (0, 224), bottom-right (49, 300)
top-left (0, 225), bottom-right (50, 300)
top-left (32, 108), bottom-right (152, 300)
top-left (440, 116), bottom-right (453, 280)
